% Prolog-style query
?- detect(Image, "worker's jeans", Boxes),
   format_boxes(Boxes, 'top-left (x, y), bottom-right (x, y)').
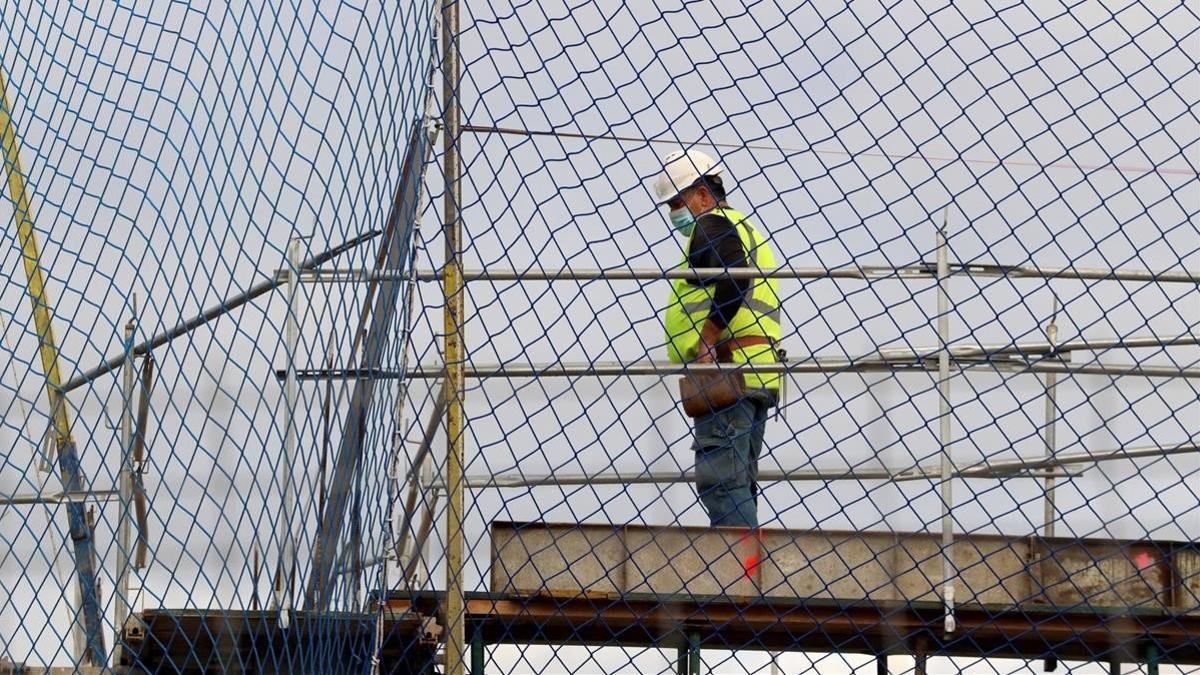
top-left (693, 389), bottom-right (777, 528)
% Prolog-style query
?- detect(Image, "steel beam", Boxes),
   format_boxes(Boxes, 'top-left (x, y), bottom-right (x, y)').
top-left (386, 589), bottom-right (1200, 663)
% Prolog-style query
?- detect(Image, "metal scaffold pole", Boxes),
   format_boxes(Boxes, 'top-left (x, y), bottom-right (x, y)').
top-left (278, 238), bottom-right (300, 629)
top-left (1042, 297), bottom-right (1060, 539)
top-left (937, 214), bottom-right (956, 636)
top-left (0, 62), bottom-right (106, 665)
top-left (442, 0), bottom-right (467, 672)
top-left (113, 307), bottom-right (136, 664)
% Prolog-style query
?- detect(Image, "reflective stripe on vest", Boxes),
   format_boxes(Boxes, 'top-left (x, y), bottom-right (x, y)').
top-left (663, 207), bottom-right (782, 374)
top-left (680, 297), bottom-right (780, 324)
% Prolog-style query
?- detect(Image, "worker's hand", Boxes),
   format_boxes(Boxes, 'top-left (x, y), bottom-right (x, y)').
top-left (695, 320), bottom-right (722, 364)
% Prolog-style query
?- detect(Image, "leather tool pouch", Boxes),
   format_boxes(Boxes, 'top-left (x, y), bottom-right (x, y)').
top-left (679, 369), bottom-right (745, 418)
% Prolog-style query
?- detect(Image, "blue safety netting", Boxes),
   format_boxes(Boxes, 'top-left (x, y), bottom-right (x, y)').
top-left (1, 1), bottom-right (1198, 673)
top-left (1, 0), bottom-right (437, 670)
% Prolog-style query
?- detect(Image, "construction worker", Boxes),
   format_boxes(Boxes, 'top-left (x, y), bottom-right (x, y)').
top-left (655, 149), bottom-right (782, 528)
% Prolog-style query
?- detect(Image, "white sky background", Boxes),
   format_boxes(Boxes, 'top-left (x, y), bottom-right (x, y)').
top-left (0, 0), bottom-right (1198, 671)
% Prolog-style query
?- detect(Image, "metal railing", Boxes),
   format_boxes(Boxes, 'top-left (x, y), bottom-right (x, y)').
top-left (274, 217), bottom-right (1199, 648)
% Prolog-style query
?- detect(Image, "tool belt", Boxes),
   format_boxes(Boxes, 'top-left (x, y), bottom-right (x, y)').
top-left (679, 336), bottom-right (775, 418)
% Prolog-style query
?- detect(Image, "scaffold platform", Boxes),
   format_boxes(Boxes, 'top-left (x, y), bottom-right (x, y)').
top-left (123, 521), bottom-right (1200, 671)
top-left (119, 610), bottom-right (434, 673)
top-left (121, 594), bottom-right (1200, 673)
top-left (397, 521), bottom-right (1200, 667)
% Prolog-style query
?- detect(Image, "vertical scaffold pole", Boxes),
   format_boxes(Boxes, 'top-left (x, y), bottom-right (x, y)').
top-left (113, 307), bottom-right (137, 663)
top-left (936, 213), bottom-right (956, 635)
top-left (279, 237), bottom-right (301, 629)
top-left (1146, 643), bottom-right (1159, 675)
top-left (470, 623), bottom-right (485, 675)
top-left (442, 0), bottom-right (466, 672)
top-left (1042, 297), bottom-right (1060, 538)
top-left (0, 62), bottom-right (106, 664)
top-left (676, 632), bottom-right (700, 675)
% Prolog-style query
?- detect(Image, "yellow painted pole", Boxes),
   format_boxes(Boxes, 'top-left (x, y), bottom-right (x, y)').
top-left (0, 64), bottom-right (107, 665)
top-left (0, 75), bottom-right (68, 433)
top-left (442, 0), bottom-right (466, 671)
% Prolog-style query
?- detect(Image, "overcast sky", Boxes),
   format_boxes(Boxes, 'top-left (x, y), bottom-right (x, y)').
top-left (1, 0), bottom-right (1197, 670)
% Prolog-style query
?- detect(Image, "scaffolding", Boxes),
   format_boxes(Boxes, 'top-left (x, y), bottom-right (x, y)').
top-left (1, 1), bottom-right (1197, 673)
top-left (291, 244), bottom-right (1198, 674)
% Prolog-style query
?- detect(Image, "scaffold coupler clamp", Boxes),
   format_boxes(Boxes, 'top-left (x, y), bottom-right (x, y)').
top-left (943, 583), bottom-right (957, 635)
top-left (775, 347), bottom-right (788, 421)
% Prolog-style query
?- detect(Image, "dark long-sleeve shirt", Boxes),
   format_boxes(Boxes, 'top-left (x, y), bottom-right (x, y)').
top-left (686, 211), bottom-right (749, 329)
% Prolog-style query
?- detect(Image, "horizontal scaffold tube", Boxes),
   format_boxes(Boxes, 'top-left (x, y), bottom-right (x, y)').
top-left (290, 263), bottom-right (1200, 284)
top-left (428, 442), bottom-right (1198, 489)
top-left (281, 356), bottom-right (1200, 381)
top-left (0, 488), bottom-right (120, 506)
top-left (63, 229), bottom-right (382, 393)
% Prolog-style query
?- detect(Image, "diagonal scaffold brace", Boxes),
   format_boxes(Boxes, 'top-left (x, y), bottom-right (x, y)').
top-left (0, 65), bottom-right (107, 664)
top-left (304, 115), bottom-right (434, 610)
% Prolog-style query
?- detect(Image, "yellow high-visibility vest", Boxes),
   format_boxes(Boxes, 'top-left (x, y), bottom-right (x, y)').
top-left (663, 206), bottom-right (782, 389)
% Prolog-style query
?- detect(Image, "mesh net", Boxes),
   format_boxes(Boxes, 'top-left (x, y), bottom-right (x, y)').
top-left (1, 0), bottom-right (1198, 673)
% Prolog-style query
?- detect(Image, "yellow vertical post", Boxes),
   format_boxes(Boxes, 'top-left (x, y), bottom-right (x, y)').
top-left (0, 64), bottom-right (106, 664)
top-left (441, 0), bottom-right (466, 672)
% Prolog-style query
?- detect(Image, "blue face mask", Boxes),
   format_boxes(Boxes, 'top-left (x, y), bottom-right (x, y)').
top-left (669, 206), bottom-right (695, 237)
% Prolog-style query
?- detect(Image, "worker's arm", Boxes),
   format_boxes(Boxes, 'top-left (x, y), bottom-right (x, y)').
top-left (687, 212), bottom-right (749, 362)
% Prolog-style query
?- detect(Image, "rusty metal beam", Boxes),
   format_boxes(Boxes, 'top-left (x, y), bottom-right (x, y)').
top-left (383, 591), bottom-right (1200, 665)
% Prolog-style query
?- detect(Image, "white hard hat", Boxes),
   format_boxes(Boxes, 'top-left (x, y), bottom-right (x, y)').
top-left (653, 149), bottom-right (724, 203)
